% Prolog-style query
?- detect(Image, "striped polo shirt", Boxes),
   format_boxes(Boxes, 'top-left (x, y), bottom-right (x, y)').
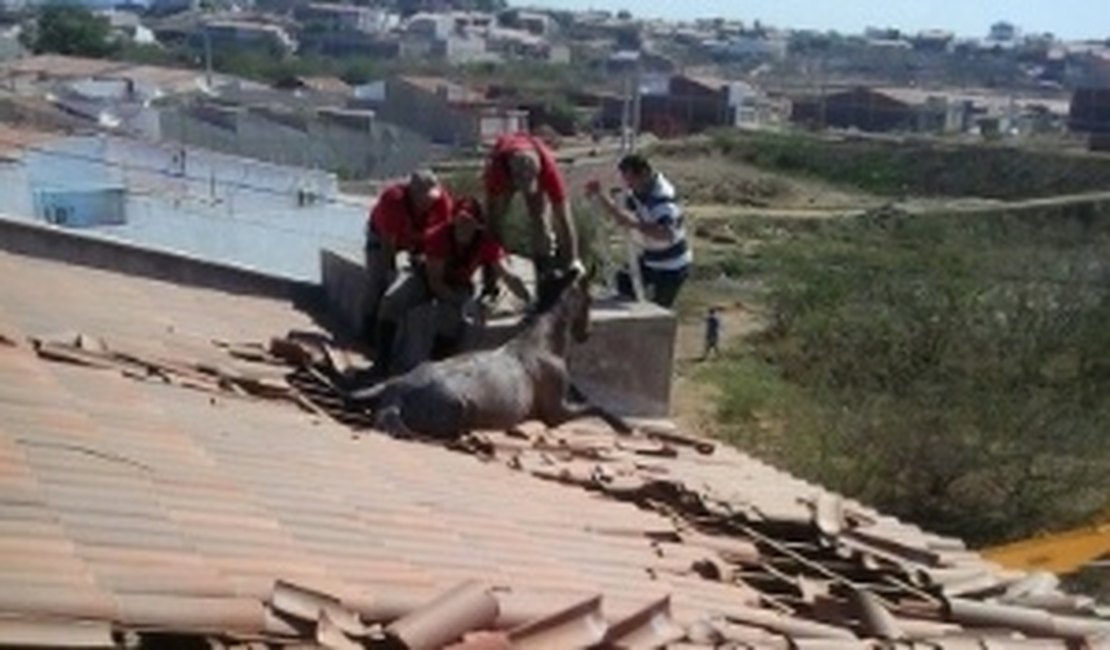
top-left (624, 172), bottom-right (692, 271)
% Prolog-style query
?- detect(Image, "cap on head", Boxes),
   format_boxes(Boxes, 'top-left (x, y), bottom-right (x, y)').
top-left (453, 196), bottom-right (485, 225)
top-left (408, 169), bottom-right (442, 202)
top-left (507, 150), bottom-right (540, 192)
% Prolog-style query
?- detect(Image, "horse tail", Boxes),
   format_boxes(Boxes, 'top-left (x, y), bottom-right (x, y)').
top-left (345, 381), bottom-right (388, 410)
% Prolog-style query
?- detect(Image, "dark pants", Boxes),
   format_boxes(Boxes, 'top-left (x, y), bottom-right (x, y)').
top-left (616, 261), bottom-right (688, 309)
top-left (375, 269), bottom-right (472, 375)
top-left (363, 230), bottom-right (394, 343)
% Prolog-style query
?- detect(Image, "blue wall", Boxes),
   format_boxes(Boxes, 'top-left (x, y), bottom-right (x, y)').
top-left (33, 188), bottom-right (126, 228)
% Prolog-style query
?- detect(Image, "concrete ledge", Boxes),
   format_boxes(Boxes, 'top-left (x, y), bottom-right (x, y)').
top-left (320, 247), bottom-right (677, 417)
top-left (321, 248), bottom-right (371, 339)
top-left (0, 215), bottom-right (320, 304)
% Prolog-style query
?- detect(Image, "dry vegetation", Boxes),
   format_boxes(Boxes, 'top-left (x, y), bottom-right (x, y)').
top-left (663, 133), bottom-right (1110, 551)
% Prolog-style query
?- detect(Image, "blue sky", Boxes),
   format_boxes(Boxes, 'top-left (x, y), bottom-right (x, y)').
top-left (520, 0), bottom-right (1110, 40)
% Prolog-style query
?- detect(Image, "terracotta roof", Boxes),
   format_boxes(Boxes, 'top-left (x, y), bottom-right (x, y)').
top-left (0, 122), bottom-right (65, 159)
top-left (0, 55), bottom-right (211, 95)
top-left (0, 247), bottom-right (1107, 648)
top-left (399, 76), bottom-right (488, 106)
top-left (299, 76), bottom-right (352, 95)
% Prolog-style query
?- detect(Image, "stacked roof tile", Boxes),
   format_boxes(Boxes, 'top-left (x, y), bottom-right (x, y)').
top-left (0, 249), bottom-right (1107, 649)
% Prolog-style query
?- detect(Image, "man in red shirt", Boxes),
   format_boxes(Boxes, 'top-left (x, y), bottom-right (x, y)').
top-left (374, 197), bottom-right (530, 375)
top-left (364, 170), bottom-right (451, 357)
top-left (483, 133), bottom-right (580, 288)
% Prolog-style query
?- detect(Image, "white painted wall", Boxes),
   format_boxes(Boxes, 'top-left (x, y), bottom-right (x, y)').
top-left (5, 133), bottom-right (366, 281)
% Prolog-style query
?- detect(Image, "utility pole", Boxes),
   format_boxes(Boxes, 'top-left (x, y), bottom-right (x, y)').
top-left (620, 74), bottom-right (632, 152)
top-left (630, 57), bottom-right (642, 150)
top-left (203, 22), bottom-right (213, 91)
top-left (618, 61), bottom-right (645, 302)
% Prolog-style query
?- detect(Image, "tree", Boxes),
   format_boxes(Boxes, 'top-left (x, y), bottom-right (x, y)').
top-left (25, 5), bottom-right (119, 58)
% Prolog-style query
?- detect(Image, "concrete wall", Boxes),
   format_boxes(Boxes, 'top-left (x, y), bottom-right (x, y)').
top-left (0, 161), bottom-right (33, 216)
top-left (381, 78), bottom-right (478, 146)
top-left (321, 248), bottom-right (371, 339)
top-left (105, 135), bottom-right (339, 210)
top-left (34, 188), bottom-right (126, 227)
top-left (159, 105), bottom-right (433, 179)
top-left (320, 248), bottom-right (676, 417)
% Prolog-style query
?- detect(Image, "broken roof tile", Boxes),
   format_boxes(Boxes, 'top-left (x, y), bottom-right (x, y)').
top-left (507, 594), bottom-right (608, 649)
top-left (0, 617), bottom-right (115, 648)
top-left (849, 588), bottom-right (906, 640)
top-left (600, 595), bottom-right (686, 649)
top-left (384, 581), bottom-right (499, 650)
top-left (0, 248), bottom-right (1106, 649)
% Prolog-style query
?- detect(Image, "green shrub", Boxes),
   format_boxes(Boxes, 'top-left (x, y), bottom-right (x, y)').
top-left (669, 130), bottom-right (1110, 200)
top-left (710, 207), bottom-right (1110, 545)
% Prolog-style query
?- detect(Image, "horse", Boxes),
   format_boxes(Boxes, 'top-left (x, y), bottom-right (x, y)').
top-left (345, 267), bottom-right (632, 439)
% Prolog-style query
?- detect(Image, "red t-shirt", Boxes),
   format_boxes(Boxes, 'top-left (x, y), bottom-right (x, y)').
top-left (424, 221), bottom-right (506, 288)
top-left (483, 134), bottom-right (567, 204)
top-left (369, 183), bottom-right (452, 253)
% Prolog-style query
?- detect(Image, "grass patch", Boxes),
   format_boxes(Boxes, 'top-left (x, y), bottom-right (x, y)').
top-left (653, 130), bottom-right (1110, 200)
top-left (703, 205), bottom-right (1110, 545)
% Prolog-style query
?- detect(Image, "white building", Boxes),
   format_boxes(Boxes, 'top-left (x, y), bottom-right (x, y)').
top-left (0, 128), bottom-right (365, 281)
top-left (295, 3), bottom-right (398, 34)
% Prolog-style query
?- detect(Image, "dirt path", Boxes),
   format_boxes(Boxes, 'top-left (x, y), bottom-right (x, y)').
top-left (669, 293), bottom-right (766, 439)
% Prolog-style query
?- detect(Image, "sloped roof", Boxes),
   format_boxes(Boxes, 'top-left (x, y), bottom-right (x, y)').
top-left (0, 55), bottom-right (123, 80)
top-left (0, 55), bottom-right (219, 95)
top-left (397, 76), bottom-right (488, 106)
top-left (0, 246), bottom-right (1107, 648)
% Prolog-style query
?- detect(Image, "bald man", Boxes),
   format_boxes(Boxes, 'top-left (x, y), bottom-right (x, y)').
top-left (483, 133), bottom-right (580, 286)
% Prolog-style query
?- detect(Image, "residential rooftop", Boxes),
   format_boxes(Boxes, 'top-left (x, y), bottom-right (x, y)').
top-left (0, 217), bottom-right (1106, 648)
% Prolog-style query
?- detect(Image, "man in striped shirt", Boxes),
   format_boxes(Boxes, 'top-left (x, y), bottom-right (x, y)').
top-left (586, 154), bottom-right (692, 308)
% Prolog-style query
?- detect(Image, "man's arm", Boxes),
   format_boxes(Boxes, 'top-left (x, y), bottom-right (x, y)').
top-left (534, 142), bottom-right (579, 266)
top-left (379, 240), bottom-right (398, 272)
top-left (494, 258), bottom-right (531, 304)
top-left (549, 198), bottom-right (579, 265)
top-left (589, 191), bottom-right (672, 242)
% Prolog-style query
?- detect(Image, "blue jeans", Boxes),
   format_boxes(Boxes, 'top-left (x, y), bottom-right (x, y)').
top-left (616, 261), bottom-right (689, 308)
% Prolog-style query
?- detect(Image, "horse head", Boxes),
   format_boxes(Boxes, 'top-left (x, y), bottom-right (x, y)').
top-left (567, 264), bottom-right (595, 343)
top-left (533, 264), bottom-right (595, 345)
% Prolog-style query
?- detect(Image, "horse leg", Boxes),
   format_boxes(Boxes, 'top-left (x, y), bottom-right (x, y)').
top-left (375, 403), bottom-right (415, 439)
top-left (395, 384), bottom-right (468, 440)
top-left (541, 399), bottom-right (633, 435)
